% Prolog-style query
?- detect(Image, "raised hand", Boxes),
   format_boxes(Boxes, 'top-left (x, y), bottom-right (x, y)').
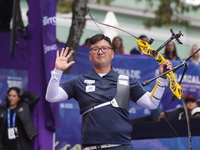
top-left (55, 47), bottom-right (75, 71)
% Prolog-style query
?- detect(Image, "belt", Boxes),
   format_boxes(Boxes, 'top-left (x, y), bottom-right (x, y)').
top-left (83, 144), bottom-right (121, 150)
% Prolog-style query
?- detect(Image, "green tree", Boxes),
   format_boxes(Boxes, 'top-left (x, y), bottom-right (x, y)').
top-left (56, 0), bottom-right (113, 56)
top-left (136, 0), bottom-right (199, 28)
top-left (56, 0), bottom-right (113, 73)
top-left (56, 0), bottom-right (199, 67)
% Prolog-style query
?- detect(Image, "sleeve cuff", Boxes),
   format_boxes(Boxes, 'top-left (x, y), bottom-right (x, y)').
top-left (53, 68), bottom-right (63, 75)
top-left (156, 77), bottom-right (168, 87)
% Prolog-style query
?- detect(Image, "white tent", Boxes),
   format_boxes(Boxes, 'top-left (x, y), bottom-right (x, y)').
top-left (103, 10), bottom-right (119, 41)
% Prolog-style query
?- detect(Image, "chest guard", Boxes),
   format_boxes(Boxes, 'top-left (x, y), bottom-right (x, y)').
top-left (82, 74), bottom-right (130, 115)
top-left (111, 75), bottom-right (130, 111)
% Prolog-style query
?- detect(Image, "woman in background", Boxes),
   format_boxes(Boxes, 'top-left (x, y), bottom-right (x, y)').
top-left (163, 41), bottom-right (180, 60)
top-left (0, 87), bottom-right (40, 150)
top-left (188, 44), bottom-right (200, 65)
top-left (112, 36), bottom-right (129, 55)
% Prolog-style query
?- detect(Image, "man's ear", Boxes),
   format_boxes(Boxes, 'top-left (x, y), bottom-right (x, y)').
top-left (111, 50), bottom-right (114, 59)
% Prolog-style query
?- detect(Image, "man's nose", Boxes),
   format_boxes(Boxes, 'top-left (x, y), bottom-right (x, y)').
top-left (97, 48), bottom-right (103, 54)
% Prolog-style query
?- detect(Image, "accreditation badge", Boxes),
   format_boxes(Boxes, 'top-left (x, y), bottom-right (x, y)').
top-left (8, 127), bottom-right (16, 139)
top-left (86, 85), bottom-right (95, 92)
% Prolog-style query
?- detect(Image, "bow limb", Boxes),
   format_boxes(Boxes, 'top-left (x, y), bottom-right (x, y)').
top-left (87, 7), bottom-right (138, 39)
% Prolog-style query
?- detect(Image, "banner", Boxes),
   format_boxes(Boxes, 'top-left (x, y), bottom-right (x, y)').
top-left (70, 48), bottom-right (200, 116)
top-left (54, 48), bottom-right (200, 149)
top-left (39, 0), bottom-right (59, 130)
top-left (0, 68), bottom-right (28, 105)
top-left (55, 75), bottom-right (82, 150)
top-left (131, 137), bottom-right (200, 150)
top-left (40, 0), bottom-right (57, 81)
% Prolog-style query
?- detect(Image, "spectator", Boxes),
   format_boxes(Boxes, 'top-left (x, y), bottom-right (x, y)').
top-left (0, 87), bottom-right (40, 150)
top-left (131, 109), bottom-right (166, 123)
top-left (158, 95), bottom-right (199, 120)
top-left (178, 95), bottom-right (198, 119)
top-left (82, 38), bottom-right (90, 48)
top-left (163, 41), bottom-right (180, 60)
top-left (188, 44), bottom-right (200, 65)
top-left (156, 111), bottom-right (167, 121)
top-left (130, 35), bottom-right (148, 55)
top-left (151, 109), bottom-right (166, 122)
top-left (112, 36), bottom-right (129, 54)
top-left (191, 107), bottom-right (200, 118)
top-left (45, 33), bottom-right (172, 150)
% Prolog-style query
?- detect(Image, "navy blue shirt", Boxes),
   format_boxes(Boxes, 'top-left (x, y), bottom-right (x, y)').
top-left (61, 69), bottom-right (146, 146)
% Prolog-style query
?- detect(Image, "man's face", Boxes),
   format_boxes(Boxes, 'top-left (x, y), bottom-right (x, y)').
top-left (186, 101), bottom-right (198, 111)
top-left (89, 39), bottom-right (114, 68)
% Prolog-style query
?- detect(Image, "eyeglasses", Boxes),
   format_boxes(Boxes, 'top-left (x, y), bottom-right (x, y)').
top-left (90, 46), bottom-right (112, 54)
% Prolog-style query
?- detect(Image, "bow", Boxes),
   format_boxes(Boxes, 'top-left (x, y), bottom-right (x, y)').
top-left (136, 37), bottom-right (183, 100)
top-left (88, 8), bottom-right (183, 100)
top-left (88, 8), bottom-right (192, 150)
top-left (136, 34), bottom-right (192, 150)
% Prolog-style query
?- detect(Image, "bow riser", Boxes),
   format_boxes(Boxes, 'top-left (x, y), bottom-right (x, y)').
top-left (136, 39), bottom-right (183, 100)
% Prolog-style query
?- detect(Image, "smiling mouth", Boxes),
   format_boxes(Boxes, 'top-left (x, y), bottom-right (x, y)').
top-left (97, 55), bottom-right (105, 58)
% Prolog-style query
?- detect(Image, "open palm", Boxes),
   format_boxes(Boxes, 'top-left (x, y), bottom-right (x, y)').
top-left (55, 47), bottom-right (75, 71)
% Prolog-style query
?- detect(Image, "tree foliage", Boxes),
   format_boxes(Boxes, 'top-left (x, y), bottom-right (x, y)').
top-left (95, 0), bottom-right (114, 5)
top-left (56, 0), bottom-right (74, 13)
top-left (56, 0), bottom-right (114, 14)
top-left (136, 0), bottom-right (199, 28)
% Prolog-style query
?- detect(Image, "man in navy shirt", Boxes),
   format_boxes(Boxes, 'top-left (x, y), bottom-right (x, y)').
top-left (46, 34), bottom-right (172, 150)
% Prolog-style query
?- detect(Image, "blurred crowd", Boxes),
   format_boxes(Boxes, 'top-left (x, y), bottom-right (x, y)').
top-left (131, 94), bottom-right (200, 123)
top-left (82, 35), bottom-right (200, 66)
top-left (81, 35), bottom-right (200, 123)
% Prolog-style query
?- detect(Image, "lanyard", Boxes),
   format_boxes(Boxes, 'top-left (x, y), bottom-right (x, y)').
top-left (7, 109), bottom-right (16, 127)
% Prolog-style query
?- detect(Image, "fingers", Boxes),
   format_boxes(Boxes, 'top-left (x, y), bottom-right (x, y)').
top-left (159, 60), bottom-right (173, 77)
top-left (56, 50), bottom-right (59, 58)
top-left (164, 60), bottom-right (173, 70)
top-left (56, 48), bottom-right (65, 58)
top-left (60, 47), bottom-right (68, 57)
top-left (68, 60), bottom-right (75, 67)
top-left (55, 47), bottom-right (75, 71)
top-left (66, 50), bottom-right (74, 59)
top-left (63, 47), bottom-right (69, 57)
top-left (57, 47), bottom-right (72, 58)
top-left (160, 60), bottom-right (172, 69)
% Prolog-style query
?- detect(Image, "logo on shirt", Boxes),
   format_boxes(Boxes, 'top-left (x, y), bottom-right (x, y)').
top-left (18, 107), bottom-right (23, 112)
top-left (84, 80), bottom-right (95, 84)
top-left (84, 80), bottom-right (95, 92)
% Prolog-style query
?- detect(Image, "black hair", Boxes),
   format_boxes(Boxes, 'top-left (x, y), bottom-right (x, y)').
top-left (90, 34), bottom-right (114, 50)
top-left (112, 36), bottom-right (124, 53)
top-left (84, 38), bottom-right (90, 44)
top-left (5, 87), bottom-right (24, 108)
top-left (83, 38), bottom-right (90, 47)
top-left (139, 35), bottom-right (148, 40)
top-left (163, 41), bottom-right (179, 59)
